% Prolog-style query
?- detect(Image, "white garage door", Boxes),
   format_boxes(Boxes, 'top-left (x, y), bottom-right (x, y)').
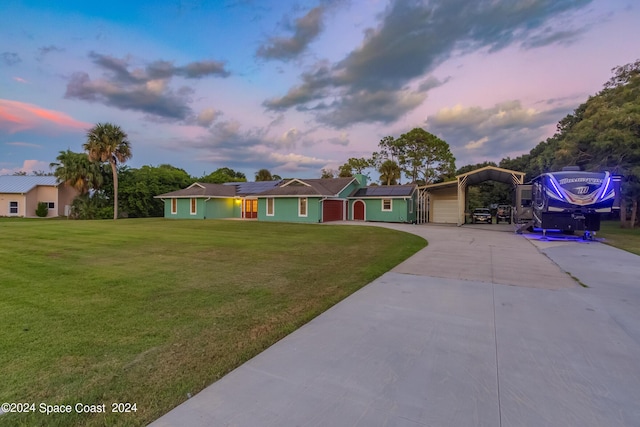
top-left (432, 199), bottom-right (458, 223)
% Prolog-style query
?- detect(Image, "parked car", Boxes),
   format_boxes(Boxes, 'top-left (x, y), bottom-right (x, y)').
top-left (496, 204), bottom-right (512, 224)
top-left (471, 208), bottom-right (492, 224)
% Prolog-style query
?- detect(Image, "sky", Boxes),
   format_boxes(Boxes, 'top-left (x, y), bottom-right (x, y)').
top-left (1, 0), bottom-right (639, 180)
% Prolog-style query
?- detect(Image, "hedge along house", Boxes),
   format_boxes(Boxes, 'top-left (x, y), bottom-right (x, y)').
top-left (0, 175), bottom-right (78, 217)
top-left (349, 185), bottom-right (418, 223)
top-left (256, 176), bottom-right (365, 223)
top-left (155, 181), bottom-right (282, 219)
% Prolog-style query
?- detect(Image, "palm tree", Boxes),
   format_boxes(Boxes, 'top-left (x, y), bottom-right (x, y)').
top-left (50, 149), bottom-right (103, 194)
top-left (83, 123), bottom-right (132, 219)
top-left (378, 159), bottom-right (401, 185)
top-left (255, 168), bottom-right (273, 181)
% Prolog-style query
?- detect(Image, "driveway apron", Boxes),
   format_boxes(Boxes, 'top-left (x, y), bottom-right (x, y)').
top-left (150, 223), bottom-right (640, 427)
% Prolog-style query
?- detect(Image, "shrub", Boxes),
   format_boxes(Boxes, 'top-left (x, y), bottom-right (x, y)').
top-left (35, 202), bottom-right (49, 217)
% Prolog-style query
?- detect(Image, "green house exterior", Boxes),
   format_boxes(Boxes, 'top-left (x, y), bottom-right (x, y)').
top-left (349, 185), bottom-right (417, 223)
top-left (257, 196), bottom-right (323, 223)
top-left (257, 176), bottom-right (364, 223)
top-left (156, 176), bottom-right (417, 224)
top-left (156, 182), bottom-right (278, 219)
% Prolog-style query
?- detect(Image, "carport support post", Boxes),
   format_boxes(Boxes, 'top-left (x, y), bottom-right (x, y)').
top-left (457, 175), bottom-right (467, 226)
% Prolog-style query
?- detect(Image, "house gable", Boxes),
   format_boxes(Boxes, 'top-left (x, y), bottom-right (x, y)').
top-left (282, 179), bottom-right (311, 187)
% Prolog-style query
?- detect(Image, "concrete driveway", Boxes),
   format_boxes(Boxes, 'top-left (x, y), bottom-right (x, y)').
top-left (150, 223), bottom-right (640, 427)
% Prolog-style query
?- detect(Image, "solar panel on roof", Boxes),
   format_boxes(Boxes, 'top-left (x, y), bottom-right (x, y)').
top-left (234, 180), bottom-right (282, 195)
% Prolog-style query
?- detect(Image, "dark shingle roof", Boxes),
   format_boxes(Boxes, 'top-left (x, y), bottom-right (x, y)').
top-left (350, 184), bottom-right (416, 198)
top-left (155, 183), bottom-right (237, 198)
top-left (156, 178), bottom-right (356, 199)
top-left (257, 177), bottom-right (355, 197)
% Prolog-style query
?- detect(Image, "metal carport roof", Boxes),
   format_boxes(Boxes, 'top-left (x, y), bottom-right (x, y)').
top-left (417, 166), bottom-right (525, 225)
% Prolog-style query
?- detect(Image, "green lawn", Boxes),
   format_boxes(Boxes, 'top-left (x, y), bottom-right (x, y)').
top-left (599, 220), bottom-right (640, 255)
top-left (0, 218), bottom-right (426, 426)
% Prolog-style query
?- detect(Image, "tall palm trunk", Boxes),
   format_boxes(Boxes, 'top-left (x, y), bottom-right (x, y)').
top-left (110, 159), bottom-right (118, 220)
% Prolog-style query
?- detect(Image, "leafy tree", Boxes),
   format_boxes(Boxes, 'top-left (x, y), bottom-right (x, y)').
top-left (321, 168), bottom-right (335, 179)
top-left (499, 155), bottom-right (530, 177)
top-left (396, 128), bottom-right (456, 184)
top-left (603, 59), bottom-right (640, 89)
top-left (556, 60), bottom-right (640, 227)
top-left (255, 168), bottom-right (274, 181)
top-left (50, 149), bottom-right (104, 194)
top-left (12, 171), bottom-right (27, 176)
top-left (378, 160), bottom-right (401, 185)
top-left (200, 167), bottom-right (246, 184)
top-left (118, 164), bottom-right (194, 217)
top-left (349, 157), bottom-right (373, 174)
top-left (70, 193), bottom-right (113, 220)
top-left (377, 135), bottom-right (402, 162)
top-left (375, 129), bottom-right (455, 184)
top-left (338, 164), bottom-right (353, 177)
top-left (338, 157), bottom-right (373, 178)
top-left (83, 123), bottom-right (132, 220)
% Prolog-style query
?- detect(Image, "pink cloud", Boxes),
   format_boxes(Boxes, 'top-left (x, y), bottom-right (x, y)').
top-left (13, 77), bottom-right (28, 84)
top-left (0, 99), bottom-right (92, 134)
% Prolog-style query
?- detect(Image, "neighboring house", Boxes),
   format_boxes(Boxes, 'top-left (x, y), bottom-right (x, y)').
top-left (257, 176), bottom-right (363, 223)
top-left (0, 175), bottom-right (78, 218)
top-left (155, 181), bottom-right (282, 219)
top-left (156, 174), bottom-right (418, 224)
top-left (349, 185), bottom-right (417, 223)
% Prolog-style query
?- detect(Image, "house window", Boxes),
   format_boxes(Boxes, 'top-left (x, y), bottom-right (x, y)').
top-left (298, 197), bottom-right (307, 217)
top-left (190, 198), bottom-right (197, 215)
top-left (266, 198), bottom-right (274, 216)
top-left (382, 199), bottom-right (392, 211)
top-left (171, 199), bottom-right (177, 214)
top-left (408, 198), bottom-right (413, 214)
top-left (9, 201), bottom-right (19, 215)
top-left (47, 202), bottom-right (55, 210)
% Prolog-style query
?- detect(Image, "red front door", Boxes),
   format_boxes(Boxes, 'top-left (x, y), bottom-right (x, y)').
top-left (243, 199), bottom-right (257, 219)
top-left (353, 200), bottom-right (365, 220)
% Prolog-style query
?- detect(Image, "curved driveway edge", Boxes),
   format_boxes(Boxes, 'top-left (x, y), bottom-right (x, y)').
top-left (150, 223), bottom-right (640, 427)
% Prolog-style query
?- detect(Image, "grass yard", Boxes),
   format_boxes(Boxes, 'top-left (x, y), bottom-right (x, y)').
top-left (599, 220), bottom-right (640, 255)
top-left (0, 218), bottom-right (426, 426)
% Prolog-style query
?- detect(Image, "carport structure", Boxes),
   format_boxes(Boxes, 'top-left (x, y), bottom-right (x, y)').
top-left (417, 166), bottom-right (525, 225)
